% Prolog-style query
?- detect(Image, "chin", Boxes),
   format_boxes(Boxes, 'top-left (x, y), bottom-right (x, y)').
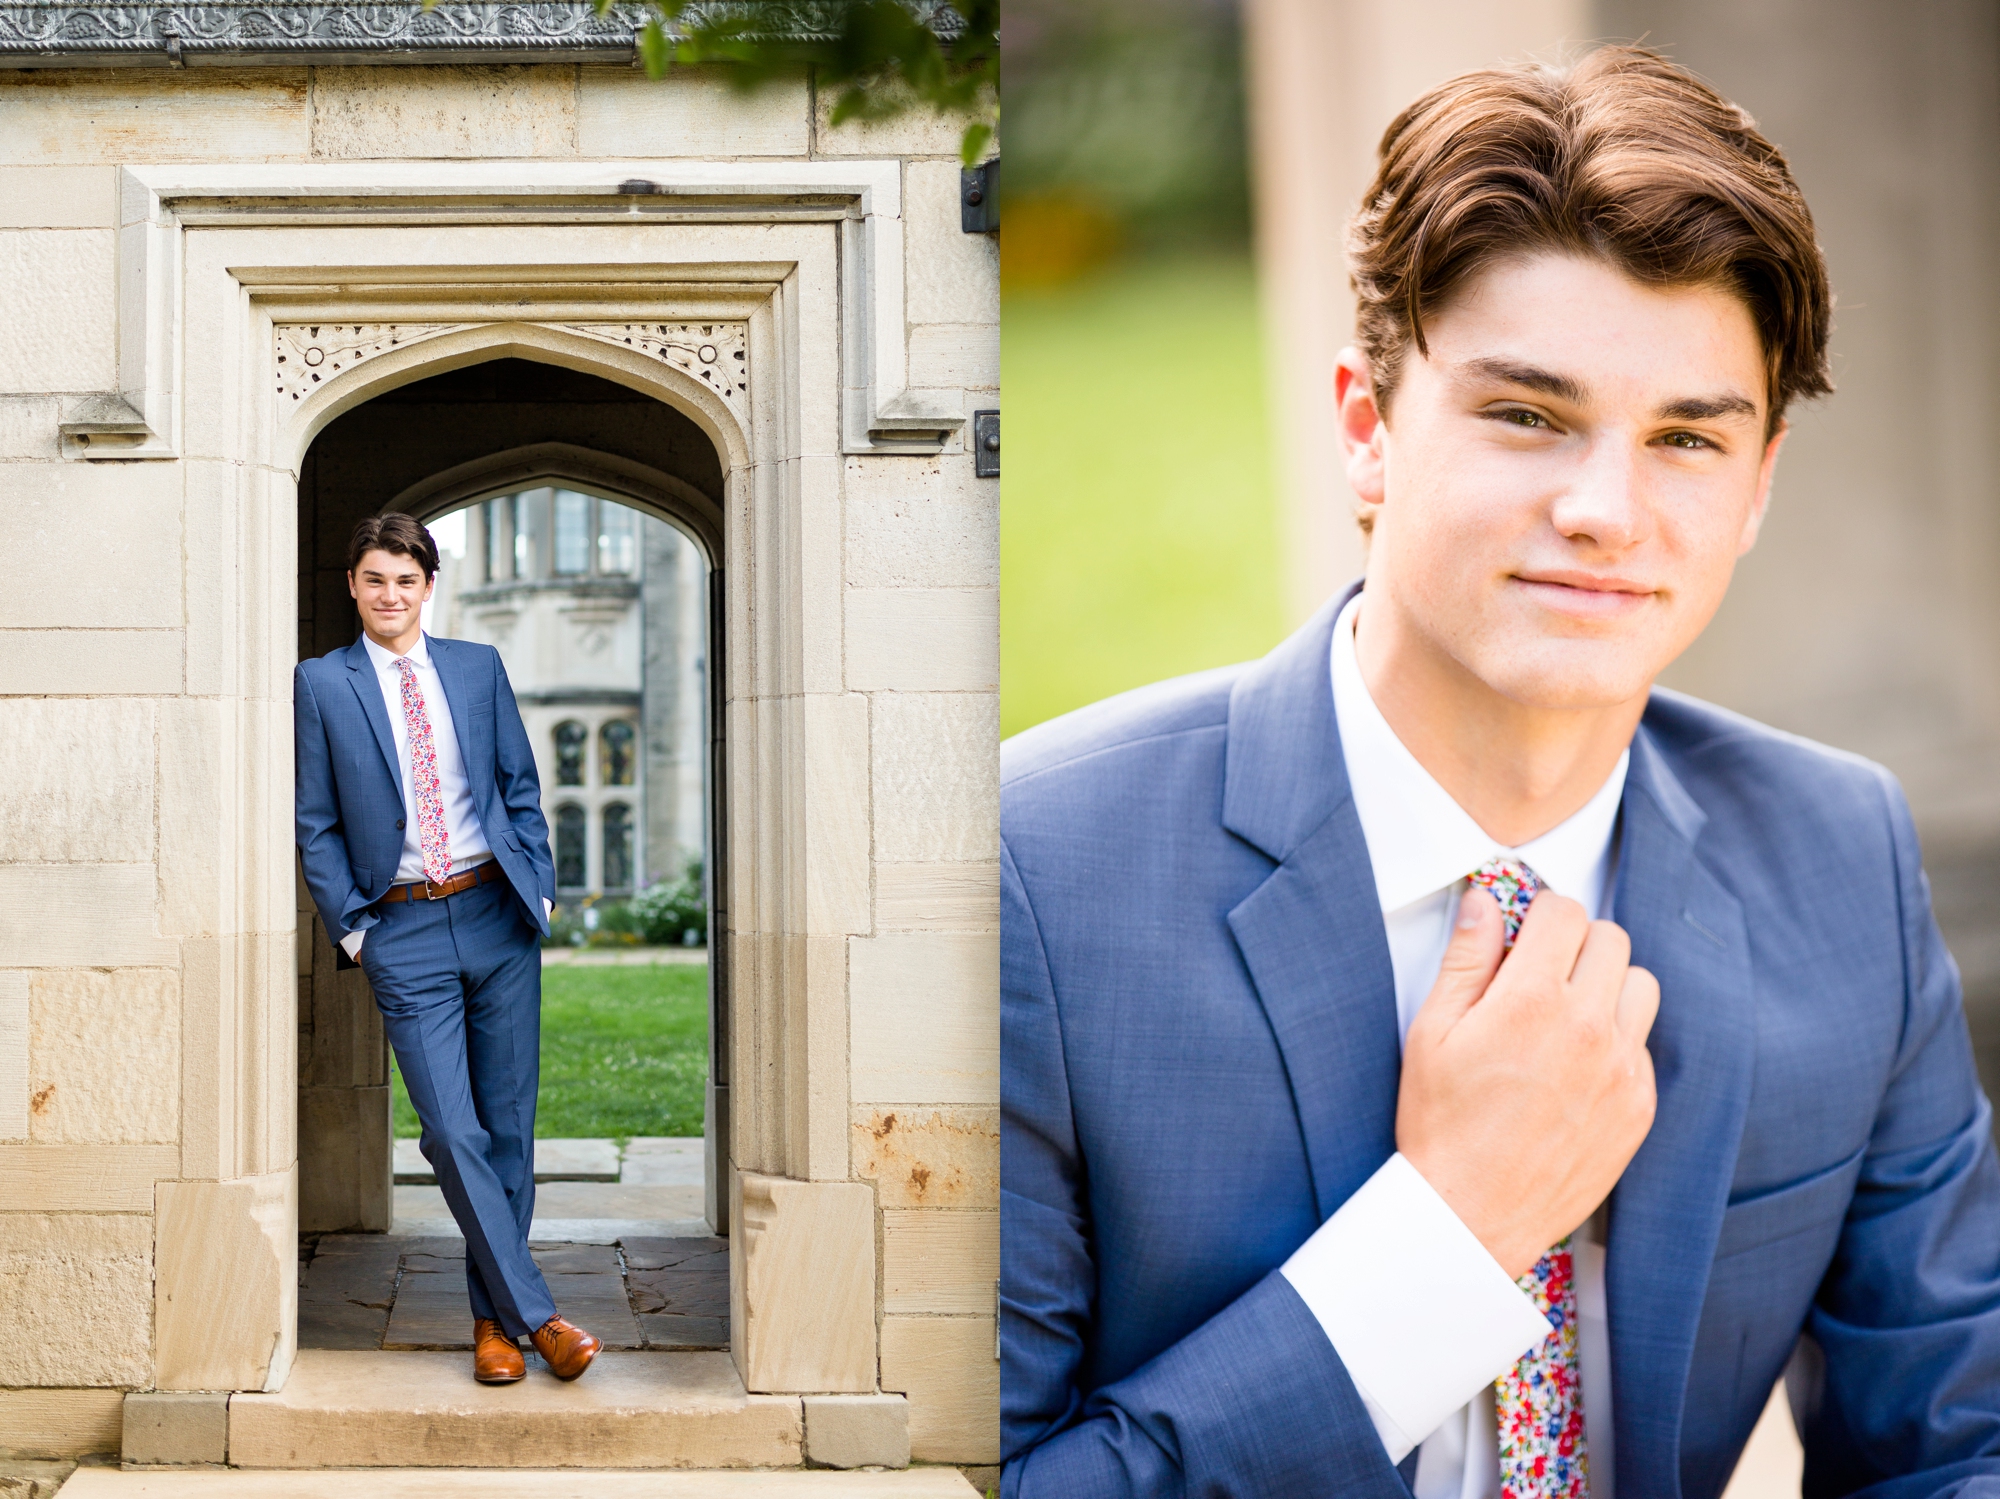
top-left (1476, 646), bottom-right (1656, 712)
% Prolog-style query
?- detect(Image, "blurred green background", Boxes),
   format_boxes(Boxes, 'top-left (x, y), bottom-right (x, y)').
top-left (1001, 0), bottom-right (1287, 739)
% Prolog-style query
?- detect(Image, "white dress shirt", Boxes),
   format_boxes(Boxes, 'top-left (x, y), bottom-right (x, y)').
top-left (1279, 593), bottom-right (1628, 1496)
top-left (341, 633), bottom-right (496, 957)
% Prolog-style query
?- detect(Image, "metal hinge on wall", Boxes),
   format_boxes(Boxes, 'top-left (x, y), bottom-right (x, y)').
top-left (972, 410), bottom-right (999, 477)
top-left (962, 158), bottom-right (999, 234)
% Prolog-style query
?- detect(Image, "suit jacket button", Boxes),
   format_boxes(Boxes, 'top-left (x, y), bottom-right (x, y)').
top-left (395, 819), bottom-right (406, 829)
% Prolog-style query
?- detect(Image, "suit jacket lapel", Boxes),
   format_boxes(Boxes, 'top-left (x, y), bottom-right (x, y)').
top-left (1608, 723), bottom-right (1756, 1498)
top-left (344, 636), bottom-right (402, 791)
top-left (1223, 586), bottom-right (1403, 1223)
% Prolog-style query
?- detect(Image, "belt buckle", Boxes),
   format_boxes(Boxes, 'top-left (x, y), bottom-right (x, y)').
top-left (422, 877), bottom-right (442, 900)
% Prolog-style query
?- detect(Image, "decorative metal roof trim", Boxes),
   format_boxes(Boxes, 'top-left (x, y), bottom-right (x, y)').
top-left (0, 1), bottom-right (965, 69)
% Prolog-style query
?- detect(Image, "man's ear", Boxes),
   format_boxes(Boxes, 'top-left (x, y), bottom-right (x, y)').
top-left (1335, 348), bottom-right (1388, 521)
top-left (1738, 420), bottom-right (1788, 556)
top-left (346, 570), bottom-right (359, 600)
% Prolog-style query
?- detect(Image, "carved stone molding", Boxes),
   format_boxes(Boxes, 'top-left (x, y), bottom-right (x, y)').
top-left (273, 319), bottom-right (747, 421)
top-left (0, 0), bottom-right (965, 68)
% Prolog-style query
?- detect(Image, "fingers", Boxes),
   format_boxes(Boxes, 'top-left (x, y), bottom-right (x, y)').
top-left (1506, 887), bottom-right (1589, 976)
top-left (1567, 919), bottom-right (1632, 1002)
top-left (1413, 888), bottom-right (1507, 1033)
top-left (1614, 964), bottom-right (1661, 1045)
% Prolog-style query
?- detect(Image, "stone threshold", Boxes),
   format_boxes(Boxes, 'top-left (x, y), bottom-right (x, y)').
top-left (230, 1349), bottom-right (814, 1470)
top-left (67, 1468), bottom-right (975, 1497)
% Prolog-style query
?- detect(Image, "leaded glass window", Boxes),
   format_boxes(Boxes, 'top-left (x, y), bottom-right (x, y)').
top-left (602, 803), bottom-right (633, 891)
top-left (555, 804), bottom-right (587, 889)
top-left (599, 503), bottom-right (636, 574)
top-left (553, 489), bottom-right (591, 575)
top-left (600, 719), bottom-right (636, 786)
top-left (554, 720), bottom-right (587, 786)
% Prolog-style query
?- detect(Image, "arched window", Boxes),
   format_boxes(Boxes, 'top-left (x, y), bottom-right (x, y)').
top-left (555, 804), bottom-right (587, 889)
top-left (602, 803), bottom-right (633, 891)
top-left (600, 719), bottom-right (636, 786)
top-left (553, 720), bottom-right (587, 786)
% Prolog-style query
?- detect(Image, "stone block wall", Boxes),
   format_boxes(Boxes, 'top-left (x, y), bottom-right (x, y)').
top-left (0, 60), bottom-right (998, 1466)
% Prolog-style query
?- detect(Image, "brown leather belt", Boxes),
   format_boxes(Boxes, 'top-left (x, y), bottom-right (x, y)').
top-left (380, 859), bottom-right (505, 904)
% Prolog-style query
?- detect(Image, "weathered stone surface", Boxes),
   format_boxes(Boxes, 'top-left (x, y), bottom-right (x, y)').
top-left (0, 631), bottom-right (183, 695)
top-left (228, 1349), bottom-right (802, 1469)
top-left (0, 167), bottom-right (116, 228)
top-left (0, 72), bottom-right (308, 164)
top-left (637, 1313), bottom-right (728, 1349)
top-left (620, 1235), bottom-right (727, 1271)
top-left (804, 692), bottom-right (872, 936)
top-left (849, 936), bottom-right (999, 1106)
top-left (0, 1388), bottom-right (122, 1459)
top-left (804, 1394), bottom-right (910, 1471)
top-left (576, 66), bottom-right (810, 157)
top-left (869, 695), bottom-right (999, 863)
top-left (154, 1170), bottom-right (296, 1392)
top-left (879, 1317), bottom-right (999, 1464)
top-left (906, 325), bottom-right (998, 392)
top-left (0, 1214), bottom-right (152, 1387)
top-left (849, 1107), bottom-right (997, 1210)
top-left (733, 1175), bottom-right (874, 1394)
top-left (0, 463), bottom-right (182, 629)
top-left (0, 1144), bottom-right (178, 1213)
top-left (0, 1457), bottom-right (75, 1497)
top-left (844, 457), bottom-right (997, 590)
top-left (121, 1391), bottom-right (228, 1466)
top-left (619, 1139), bottom-right (704, 1186)
top-left (61, 1469), bottom-right (977, 1496)
top-left (813, 83), bottom-right (978, 158)
top-left (0, 701), bottom-right (154, 863)
top-left (0, 230), bottom-right (116, 393)
top-left (845, 589), bottom-right (997, 692)
top-left (0, 398), bottom-right (57, 458)
top-left (873, 863), bottom-right (998, 934)
top-left (0, 973), bottom-right (24, 1143)
top-left (28, 969), bottom-right (178, 1145)
top-left (0, 867), bottom-right (177, 969)
top-left (297, 1085), bottom-right (391, 1234)
top-left (881, 1210), bottom-right (997, 1315)
top-left (311, 66), bottom-right (576, 159)
top-left (534, 1242), bottom-right (621, 1275)
top-left (904, 161), bottom-right (999, 327)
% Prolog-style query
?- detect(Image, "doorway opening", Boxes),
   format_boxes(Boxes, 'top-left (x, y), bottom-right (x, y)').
top-left (292, 356), bottom-right (730, 1358)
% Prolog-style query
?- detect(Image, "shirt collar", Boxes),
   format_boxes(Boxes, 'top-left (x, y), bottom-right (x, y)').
top-left (362, 631), bottom-right (431, 674)
top-left (1330, 592), bottom-right (1628, 915)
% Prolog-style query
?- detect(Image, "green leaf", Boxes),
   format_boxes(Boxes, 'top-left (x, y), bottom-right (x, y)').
top-left (638, 16), bottom-right (672, 81)
top-left (960, 120), bottom-right (992, 168)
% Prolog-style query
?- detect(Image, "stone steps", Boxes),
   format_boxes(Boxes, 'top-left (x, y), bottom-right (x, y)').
top-left (226, 1350), bottom-right (833, 1471)
top-left (64, 1470), bottom-right (975, 1498)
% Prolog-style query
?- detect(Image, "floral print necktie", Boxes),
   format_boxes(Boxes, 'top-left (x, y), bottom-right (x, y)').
top-left (396, 655), bottom-right (453, 887)
top-left (1469, 857), bottom-right (1587, 1499)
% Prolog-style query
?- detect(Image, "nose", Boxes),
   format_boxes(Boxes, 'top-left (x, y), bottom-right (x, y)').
top-left (1548, 434), bottom-right (1645, 552)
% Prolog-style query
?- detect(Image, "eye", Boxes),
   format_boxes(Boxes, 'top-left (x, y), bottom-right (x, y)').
top-left (1490, 406), bottom-right (1552, 430)
top-left (1659, 430), bottom-right (1712, 450)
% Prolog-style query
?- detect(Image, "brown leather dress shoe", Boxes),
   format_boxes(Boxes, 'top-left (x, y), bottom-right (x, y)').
top-left (473, 1318), bottom-right (526, 1384)
top-left (530, 1314), bottom-right (602, 1380)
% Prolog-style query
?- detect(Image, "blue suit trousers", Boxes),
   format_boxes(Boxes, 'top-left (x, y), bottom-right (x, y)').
top-left (358, 874), bottom-right (557, 1336)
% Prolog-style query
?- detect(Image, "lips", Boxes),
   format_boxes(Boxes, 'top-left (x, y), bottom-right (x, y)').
top-left (1510, 572), bottom-right (1655, 619)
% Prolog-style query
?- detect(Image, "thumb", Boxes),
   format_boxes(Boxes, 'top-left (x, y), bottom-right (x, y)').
top-left (1413, 888), bottom-right (1506, 1036)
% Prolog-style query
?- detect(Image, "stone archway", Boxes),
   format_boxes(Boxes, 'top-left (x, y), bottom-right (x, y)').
top-left (293, 357), bottom-right (735, 1242)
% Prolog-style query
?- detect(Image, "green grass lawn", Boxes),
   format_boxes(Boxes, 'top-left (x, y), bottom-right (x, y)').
top-left (1002, 253), bottom-right (1288, 738)
top-left (391, 961), bottom-right (708, 1139)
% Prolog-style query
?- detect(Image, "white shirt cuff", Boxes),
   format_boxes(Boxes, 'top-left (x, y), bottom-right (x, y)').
top-left (339, 929), bottom-right (364, 959)
top-left (1280, 1152), bottom-right (1554, 1463)
top-left (544, 897), bottom-right (553, 919)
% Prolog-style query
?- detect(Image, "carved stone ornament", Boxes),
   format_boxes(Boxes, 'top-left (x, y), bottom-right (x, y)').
top-left (0, 1), bottom-right (965, 68)
top-left (274, 320), bottom-right (747, 417)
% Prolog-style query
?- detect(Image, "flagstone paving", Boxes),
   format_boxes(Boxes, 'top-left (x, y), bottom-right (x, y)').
top-left (299, 1233), bottom-right (728, 1354)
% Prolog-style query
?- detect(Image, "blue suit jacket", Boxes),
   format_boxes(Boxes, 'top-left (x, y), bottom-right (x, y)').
top-left (295, 634), bottom-right (556, 955)
top-left (1002, 590), bottom-right (2000, 1499)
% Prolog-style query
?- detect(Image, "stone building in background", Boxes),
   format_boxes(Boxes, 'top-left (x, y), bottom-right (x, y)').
top-left (433, 489), bottom-right (707, 903)
top-left (0, 3), bottom-right (999, 1487)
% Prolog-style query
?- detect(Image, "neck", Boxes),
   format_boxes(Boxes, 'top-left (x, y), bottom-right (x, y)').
top-left (364, 621), bottom-right (423, 657)
top-left (1352, 591), bottom-right (1644, 848)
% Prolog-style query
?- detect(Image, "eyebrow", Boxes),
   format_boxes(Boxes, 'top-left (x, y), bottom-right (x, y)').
top-left (1461, 357), bottom-right (1759, 423)
top-left (1459, 358), bottom-right (1589, 406)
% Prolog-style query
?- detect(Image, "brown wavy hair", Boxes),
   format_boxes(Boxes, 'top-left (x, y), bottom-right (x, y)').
top-left (1348, 45), bottom-right (1832, 440)
top-left (347, 513), bottom-right (441, 581)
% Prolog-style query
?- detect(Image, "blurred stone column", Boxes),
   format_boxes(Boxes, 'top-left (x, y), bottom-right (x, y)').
top-left (1241, 0), bottom-right (1588, 622)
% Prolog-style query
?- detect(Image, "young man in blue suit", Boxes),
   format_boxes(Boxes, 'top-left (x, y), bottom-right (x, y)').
top-left (1003, 47), bottom-right (2000, 1498)
top-left (295, 512), bottom-right (602, 1386)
